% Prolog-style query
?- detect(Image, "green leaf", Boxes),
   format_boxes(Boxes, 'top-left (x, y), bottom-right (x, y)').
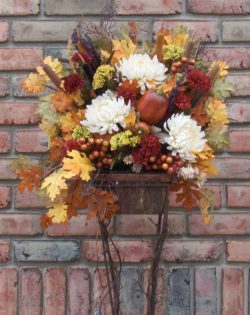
top-left (206, 122), bottom-right (229, 152)
top-left (36, 94), bottom-right (60, 124)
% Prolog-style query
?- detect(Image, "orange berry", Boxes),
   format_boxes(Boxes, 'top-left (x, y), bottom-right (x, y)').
top-left (160, 155), bottom-right (167, 162)
top-left (171, 66), bottom-right (177, 73)
top-left (108, 158), bottom-right (113, 165)
top-left (89, 153), bottom-right (95, 160)
top-left (92, 150), bottom-right (99, 158)
top-left (152, 164), bottom-right (158, 170)
top-left (81, 144), bottom-right (87, 151)
top-left (103, 140), bottom-right (109, 147)
top-left (166, 156), bottom-right (173, 164)
top-left (149, 156), bottom-right (156, 163)
top-left (100, 151), bottom-right (105, 158)
top-left (167, 167), bottom-right (174, 174)
top-left (162, 163), bottom-right (169, 170)
top-left (88, 138), bottom-right (95, 144)
top-left (96, 162), bottom-right (103, 168)
top-left (181, 56), bottom-right (188, 63)
top-left (102, 158), bottom-right (109, 165)
top-left (95, 138), bottom-right (102, 145)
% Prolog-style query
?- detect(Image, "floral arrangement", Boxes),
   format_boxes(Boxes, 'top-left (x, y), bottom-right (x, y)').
top-left (14, 22), bottom-right (233, 227)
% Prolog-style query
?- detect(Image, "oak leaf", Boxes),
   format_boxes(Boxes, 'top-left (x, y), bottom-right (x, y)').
top-left (171, 180), bottom-right (201, 211)
top-left (191, 102), bottom-right (210, 126)
top-left (63, 150), bottom-right (95, 181)
top-left (47, 201), bottom-right (68, 224)
top-left (87, 188), bottom-right (119, 221)
top-left (41, 168), bottom-right (75, 201)
top-left (112, 38), bottom-right (136, 64)
top-left (199, 188), bottom-right (214, 224)
top-left (17, 166), bottom-right (42, 193)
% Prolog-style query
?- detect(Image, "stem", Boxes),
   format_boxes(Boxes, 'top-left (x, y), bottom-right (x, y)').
top-left (146, 189), bottom-right (169, 315)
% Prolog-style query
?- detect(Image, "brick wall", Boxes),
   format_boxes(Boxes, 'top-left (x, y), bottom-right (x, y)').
top-left (0, 0), bottom-right (250, 314)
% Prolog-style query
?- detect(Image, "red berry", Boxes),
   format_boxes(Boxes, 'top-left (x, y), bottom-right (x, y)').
top-left (176, 161), bottom-right (184, 167)
top-left (167, 167), bottom-right (174, 174)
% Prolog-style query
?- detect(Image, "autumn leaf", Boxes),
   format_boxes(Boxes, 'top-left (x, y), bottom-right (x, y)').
top-left (211, 79), bottom-right (234, 100)
top-left (161, 76), bottom-right (176, 96)
top-left (199, 188), bottom-right (215, 224)
top-left (17, 166), bottom-right (42, 193)
top-left (41, 168), bottom-right (75, 201)
top-left (87, 188), bottom-right (119, 221)
top-left (191, 102), bottom-right (211, 127)
top-left (206, 122), bottom-right (229, 152)
top-left (123, 111), bottom-right (136, 127)
top-left (47, 201), bottom-right (68, 224)
top-left (40, 214), bottom-right (53, 229)
top-left (63, 150), bottom-right (95, 181)
top-left (66, 178), bottom-right (88, 219)
top-left (49, 137), bottom-right (65, 162)
top-left (171, 180), bottom-right (201, 211)
top-left (128, 21), bottom-right (138, 44)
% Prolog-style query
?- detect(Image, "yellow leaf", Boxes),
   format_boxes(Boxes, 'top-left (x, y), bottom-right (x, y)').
top-left (161, 76), bottom-right (176, 96)
top-left (71, 89), bottom-right (84, 106)
top-left (112, 38), bottom-right (136, 64)
top-left (47, 201), bottom-right (68, 224)
top-left (199, 188), bottom-right (214, 224)
top-left (41, 168), bottom-right (75, 201)
top-left (63, 150), bottom-right (95, 181)
top-left (194, 144), bottom-right (218, 176)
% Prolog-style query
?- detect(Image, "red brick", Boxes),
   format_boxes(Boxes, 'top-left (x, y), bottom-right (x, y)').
top-left (229, 129), bottom-right (250, 152)
top-left (0, 76), bottom-right (9, 97)
top-left (154, 20), bottom-right (218, 42)
top-left (0, 0), bottom-right (39, 16)
top-left (226, 74), bottom-right (250, 96)
top-left (115, 0), bottom-right (182, 14)
top-left (0, 21), bottom-right (8, 42)
top-left (227, 240), bottom-right (250, 262)
top-left (214, 157), bottom-right (250, 179)
top-left (0, 49), bottom-right (42, 71)
top-left (0, 214), bottom-right (42, 235)
top-left (187, 0), bottom-right (250, 14)
top-left (93, 269), bottom-right (112, 314)
top-left (189, 213), bottom-right (250, 235)
top-left (222, 268), bottom-right (243, 315)
top-left (228, 101), bottom-right (250, 123)
top-left (115, 213), bottom-right (185, 236)
top-left (227, 185), bottom-right (250, 207)
top-left (44, 268), bottom-right (66, 315)
top-left (0, 131), bottom-right (10, 153)
top-left (195, 268), bottom-right (216, 315)
top-left (20, 269), bottom-right (42, 315)
top-left (169, 185), bottom-right (221, 208)
top-left (0, 102), bottom-right (39, 125)
top-left (0, 159), bottom-right (16, 180)
top-left (15, 130), bottom-right (48, 153)
top-left (0, 186), bottom-right (11, 208)
top-left (162, 240), bottom-right (223, 262)
top-left (0, 241), bottom-right (10, 262)
top-left (47, 215), bottom-right (100, 236)
top-left (203, 47), bottom-right (250, 69)
top-left (0, 268), bottom-right (18, 315)
top-left (15, 188), bottom-right (47, 208)
top-left (83, 240), bottom-right (152, 262)
top-left (223, 21), bottom-right (250, 42)
top-left (67, 268), bottom-right (90, 315)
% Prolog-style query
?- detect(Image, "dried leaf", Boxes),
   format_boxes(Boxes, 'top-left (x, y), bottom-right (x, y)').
top-left (87, 188), bottom-right (119, 221)
top-left (171, 180), bottom-right (201, 211)
top-left (47, 201), bottom-right (68, 224)
top-left (40, 214), bottom-right (53, 229)
top-left (199, 188), bottom-right (215, 224)
top-left (212, 80), bottom-right (234, 100)
top-left (17, 166), bottom-right (42, 193)
top-left (60, 110), bottom-right (84, 134)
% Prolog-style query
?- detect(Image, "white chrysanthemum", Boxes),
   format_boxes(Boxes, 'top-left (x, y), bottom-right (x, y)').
top-left (163, 113), bottom-right (206, 162)
top-left (116, 54), bottom-right (167, 92)
top-left (81, 90), bottom-right (131, 135)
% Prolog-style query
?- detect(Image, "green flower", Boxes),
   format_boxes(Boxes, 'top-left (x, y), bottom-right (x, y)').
top-left (163, 44), bottom-right (184, 61)
top-left (110, 130), bottom-right (140, 151)
top-left (72, 125), bottom-right (91, 139)
top-left (92, 65), bottom-right (115, 90)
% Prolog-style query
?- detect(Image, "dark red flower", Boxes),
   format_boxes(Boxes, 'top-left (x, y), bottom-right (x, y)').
top-left (132, 134), bottom-right (161, 165)
top-left (63, 139), bottom-right (81, 153)
top-left (71, 52), bottom-right (92, 63)
top-left (116, 80), bottom-right (139, 105)
top-left (176, 92), bottom-right (192, 110)
top-left (63, 73), bottom-right (84, 94)
top-left (187, 69), bottom-right (211, 92)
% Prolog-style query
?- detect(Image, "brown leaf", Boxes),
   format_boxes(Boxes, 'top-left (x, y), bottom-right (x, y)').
top-left (171, 180), bottom-right (201, 211)
top-left (40, 214), bottom-right (53, 229)
top-left (17, 166), bottom-right (42, 193)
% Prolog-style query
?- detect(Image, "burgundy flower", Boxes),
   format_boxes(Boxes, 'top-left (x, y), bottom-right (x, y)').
top-left (176, 92), bottom-right (192, 110)
top-left (187, 69), bottom-right (211, 92)
top-left (71, 52), bottom-right (92, 63)
top-left (63, 73), bottom-right (84, 94)
top-left (116, 80), bottom-right (139, 105)
top-left (132, 134), bottom-right (161, 165)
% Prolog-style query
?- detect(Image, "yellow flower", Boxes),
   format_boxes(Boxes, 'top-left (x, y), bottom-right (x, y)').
top-left (92, 65), bottom-right (115, 90)
top-left (110, 130), bottom-right (140, 151)
top-left (170, 32), bottom-right (189, 48)
top-left (36, 56), bottom-right (64, 81)
top-left (22, 73), bottom-right (46, 94)
top-left (206, 98), bottom-right (229, 125)
top-left (209, 60), bottom-right (229, 78)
